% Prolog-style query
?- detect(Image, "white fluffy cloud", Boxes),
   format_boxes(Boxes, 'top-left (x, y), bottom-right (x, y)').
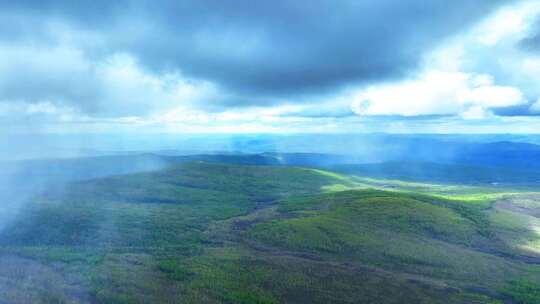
top-left (346, 0), bottom-right (540, 123)
top-left (351, 71), bottom-right (524, 117)
top-left (348, 1), bottom-right (540, 120)
top-left (93, 54), bottom-right (219, 116)
top-left (0, 42), bottom-right (221, 118)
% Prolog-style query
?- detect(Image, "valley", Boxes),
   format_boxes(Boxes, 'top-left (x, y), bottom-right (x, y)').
top-left (0, 158), bottom-right (539, 303)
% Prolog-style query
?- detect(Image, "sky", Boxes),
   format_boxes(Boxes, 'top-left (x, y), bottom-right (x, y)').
top-left (2, 0), bottom-right (540, 134)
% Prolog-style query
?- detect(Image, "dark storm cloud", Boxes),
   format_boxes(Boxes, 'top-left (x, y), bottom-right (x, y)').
top-left (0, 0), bottom-right (514, 103)
top-left (493, 103), bottom-right (540, 117)
top-left (116, 0), bottom-right (515, 97)
top-left (520, 17), bottom-right (540, 51)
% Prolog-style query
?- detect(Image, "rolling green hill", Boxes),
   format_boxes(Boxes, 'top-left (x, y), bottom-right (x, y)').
top-left (0, 162), bottom-right (539, 303)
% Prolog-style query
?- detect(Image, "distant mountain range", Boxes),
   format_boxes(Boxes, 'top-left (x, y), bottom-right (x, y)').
top-left (2, 138), bottom-right (540, 198)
